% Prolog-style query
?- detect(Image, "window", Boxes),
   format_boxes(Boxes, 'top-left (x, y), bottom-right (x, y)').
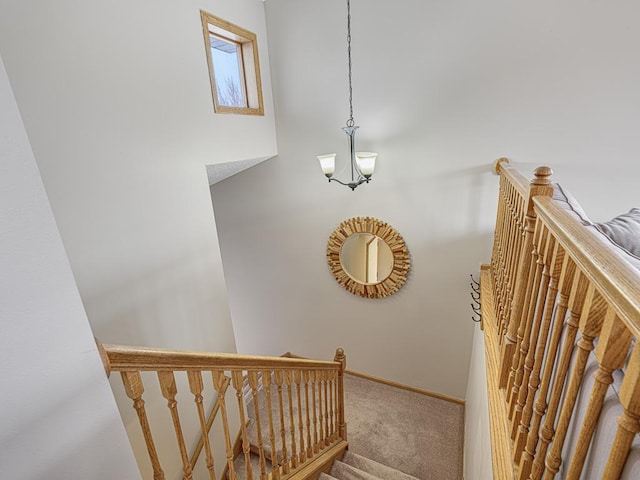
top-left (201, 11), bottom-right (264, 115)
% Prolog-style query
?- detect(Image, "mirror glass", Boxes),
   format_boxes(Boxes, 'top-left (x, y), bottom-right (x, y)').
top-left (326, 217), bottom-right (410, 298)
top-left (340, 233), bottom-right (394, 284)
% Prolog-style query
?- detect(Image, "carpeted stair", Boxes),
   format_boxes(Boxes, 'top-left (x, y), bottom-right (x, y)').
top-left (231, 449), bottom-right (420, 480)
top-left (230, 373), bottom-right (465, 480)
top-left (321, 452), bottom-right (420, 480)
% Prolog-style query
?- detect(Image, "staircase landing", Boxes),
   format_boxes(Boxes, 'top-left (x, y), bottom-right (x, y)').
top-left (343, 373), bottom-right (464, 480)
top-left (233, 372), bottom-right (463, 480)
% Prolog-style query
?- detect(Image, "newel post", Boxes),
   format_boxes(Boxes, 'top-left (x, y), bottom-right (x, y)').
top-left (334, 348), bottom-right (347, 441)
top-left (498, 167), bottom-right (553, 388)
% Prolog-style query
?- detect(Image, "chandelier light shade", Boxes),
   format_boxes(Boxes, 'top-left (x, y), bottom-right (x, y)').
top-left (355, 152), bottom-right (377, 178)
top-left (318, 154), bottom-right (337, 177)
top-left (317, 0), bottom-right (377, 191)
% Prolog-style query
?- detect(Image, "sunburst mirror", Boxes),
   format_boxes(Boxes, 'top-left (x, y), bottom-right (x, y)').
top-left (327, 217), bottom-right (410, 298)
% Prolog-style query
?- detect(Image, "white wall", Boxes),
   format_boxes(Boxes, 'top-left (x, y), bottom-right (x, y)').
top-left (464, 325), bottom-right (493, 480)
top-left (211, 0), bottom-right (640, 400)
top-left (0, 54), bottom-right (140, 480)
top-left (0, 0), bottom-right (276, 351)
top-left (0, 0), bottom-right (275, 476)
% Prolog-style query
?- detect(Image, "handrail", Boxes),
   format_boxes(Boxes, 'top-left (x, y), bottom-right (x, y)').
top-left (484, 162), bottom-right (640, 479)
top-left (101, 342), bottom-right (347, 480)
top-left (103, 344), bottom-right (340, 374)
top-left (533, 195), bottom-right (640, 339)
top-left (495, 157), bottom-right (529, 198)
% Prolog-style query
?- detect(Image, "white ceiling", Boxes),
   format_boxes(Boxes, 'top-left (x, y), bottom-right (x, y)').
top-left (206, 155), bottom-right (274, 185)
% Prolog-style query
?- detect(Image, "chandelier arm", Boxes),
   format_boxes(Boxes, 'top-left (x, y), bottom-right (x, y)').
top-left (349, 125), bottom-right (356, 183)
top-left (328, 177), bottom-right (370, 191)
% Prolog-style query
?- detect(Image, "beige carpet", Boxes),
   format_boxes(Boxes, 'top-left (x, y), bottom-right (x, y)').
top-left (343, 374), bottom-right (464, 480)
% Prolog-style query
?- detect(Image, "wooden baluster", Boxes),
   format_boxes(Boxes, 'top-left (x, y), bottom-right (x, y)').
top-left (497, 190), bottom-right (514, 335)
top-left (542, 284), bottom-right (606, 480)
top-left (565, 312), bottom-right (632, 479)
top-left (490, 167), bottom-right (506, 270)
top-left (212, 372), bottom-right (236, 480)
top-left (310, 370), bottom-right (319, 453)
top-left (602, 342), bottom-right (640, 479)
top-left (500, 180), bottom-right (514, 312)
top-left (504, 218), bottom-right (538, 390)
top-left (334, 348), bottom-right (347, 441)
top-left (231, 371), bottom-right (254, 480)
top-left (530, 270), bottom-right (588, 480)
top-left (500, 167), bottom-right (553, 389)
top-left (157, 371), bottom-right (193, 480)
top-left (294, 370), bottom-right (306, 464)
top-left (334, 370), bottom-right (340, 441)
top-left (323, 371), bottom-right (330, 446)
top-left (329, 370), bottom-right (335, 441)
top-left (261, 370), bottom-right (280, 479)
top-left (493, 177), bottom-right (509, 330)
top-left (284, 370), bottom-right (298, 469)
top-left (510, 205), bottom-right (527, 340)
top-left (509, 221), bottom-right (548, 418)
top-left (513, 233), bottom-right (558, 454)
top-left (491, 176), bottom-right (505, 329)
top-left (504, 185), bottom-right (519, 311)
top-left (274, 370), bottom-right (289, 474)
top-left (247, 371), bottom-right (268, 480)
top-left (506, 204), bottom-right (519, 314)
top-left (121, 371), bottom-right (166, 480)
top-left (302, 370), bottom-right (313, 458)
top-left (187, 371), bottom-right (216, 480)
top-left (519, 254), bottom-right (575, 480)
top-left (499, 181), bottom-right (517, 334)
top-left (190, 377), bottom-right (230, 470)
top-left (489, 175), bottom-right (501, 320)
top-left (316, 370), bottom-right (326, 450)
top-left (503, 196), bottom-right (525, 340)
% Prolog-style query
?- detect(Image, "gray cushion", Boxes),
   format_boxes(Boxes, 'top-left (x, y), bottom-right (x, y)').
top-left (552, 183), bottom-right (591, 224)
top-left (594, 208), bottom-right (640, 260)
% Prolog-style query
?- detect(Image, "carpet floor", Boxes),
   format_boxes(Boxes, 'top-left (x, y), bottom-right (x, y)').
top-left (343, 374), bottom-right (464, 480)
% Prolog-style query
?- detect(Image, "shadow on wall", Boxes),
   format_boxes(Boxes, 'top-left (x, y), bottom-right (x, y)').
top-left (416, 231), bottom-right (494, 300)
top-left (84, 242), bottom-right (233, 352)
top-left (431, 163), bottom-right (497, 233)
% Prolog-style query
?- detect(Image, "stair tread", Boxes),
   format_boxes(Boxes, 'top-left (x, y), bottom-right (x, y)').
top-left (330, 460), bottom-right (387, 480)
top-left (237, 376), bottom-right (426, 480)
top-left (319, 473), bottom-right (341, 480)
top-left (230, 451), bottom-right (262, 480)
top-left (341, 452), bottom-right (420, 480)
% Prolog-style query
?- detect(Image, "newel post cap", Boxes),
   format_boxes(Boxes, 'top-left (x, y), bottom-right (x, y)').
top-left (532, 166), bottom-right (553, 186)
top-left (493, 157), bottom-right (510, 175)
top-left (334, 347), bottom-right (346, 369)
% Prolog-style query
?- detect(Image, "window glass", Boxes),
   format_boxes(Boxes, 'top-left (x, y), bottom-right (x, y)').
top-left (210, 35), bottom-right (246, 108)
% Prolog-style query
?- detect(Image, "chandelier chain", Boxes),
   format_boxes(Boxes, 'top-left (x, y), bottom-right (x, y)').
top-left (346, 0), bottom-right (354, 128)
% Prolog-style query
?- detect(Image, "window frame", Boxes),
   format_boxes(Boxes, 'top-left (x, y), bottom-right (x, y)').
top-left (200, 10), bottom-right (264, 116)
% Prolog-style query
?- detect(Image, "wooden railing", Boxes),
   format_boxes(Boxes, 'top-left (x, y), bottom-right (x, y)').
top-left (99, 343), bottom-right (347, 480)
top-left (482, 159), bottom-right (640, 479)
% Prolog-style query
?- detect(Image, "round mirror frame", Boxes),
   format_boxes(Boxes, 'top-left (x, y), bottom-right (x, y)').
top-left (327, 217), bottom-right (410, 298)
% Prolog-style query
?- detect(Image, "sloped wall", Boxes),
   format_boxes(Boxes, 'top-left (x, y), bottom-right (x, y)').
top-left (0, 54), bottom-right (140, 480)
top-left (0, 0), bottom-right (276, 352)
top-left (0, 0), bottom-right (275, 476)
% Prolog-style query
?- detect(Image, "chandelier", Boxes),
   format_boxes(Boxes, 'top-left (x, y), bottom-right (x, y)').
top-left (317, 0), bottom-right (377, 191)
